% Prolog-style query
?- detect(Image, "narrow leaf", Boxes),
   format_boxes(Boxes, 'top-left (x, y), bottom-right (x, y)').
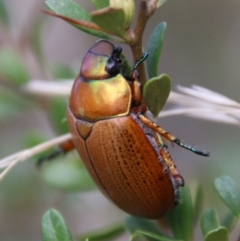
top-left (92, 0), bottom-right (109, 9)
top-left (91, 7), bottom-right (126, 38)
top-left (79, 224), bottom-right (124, 241)
top-left (124, 216), bottom-right (162, 235)
top-left (130, 233), bottom-right (149, 241)
top-left (214, 176), bottom-right (240, 219)
top-left (42, 209), bottom-right (73, 241)
top-left (132, 231), bottom-right (183, 241)
top-left (143, 74), bottom-right (171, 117)
top-left (0, 0), bottom-right (9, 25)
top-left (0, 48), bottom-right (29, 84)
top-left (200, 209), bottom-right (229, 241)
top-left (41, 156), bottom-right (96, 192)
top-left (45, 0), bottom-right (119, 40)
top-left (156, 0), bottom-right (168, 8)
top-left (166, 186), bottom-right (194, 241)
top-left (221, 212), bottom-right (237, 232)
top-left (48, 97), bottom-right (69, 135)
top-left (146, 22), bottom-right (167, 79)
top-left (193, 184), bottom-right (204, 225)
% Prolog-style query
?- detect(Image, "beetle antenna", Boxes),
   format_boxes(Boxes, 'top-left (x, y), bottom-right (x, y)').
top-left (174, 138), bottom-right (210, 156)
top-left (133, 53), bottom-right (148, 70)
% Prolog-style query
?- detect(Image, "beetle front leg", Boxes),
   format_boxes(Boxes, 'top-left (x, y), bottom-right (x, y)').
top-left (131, 70), bottom-right (142, 107)
top-left (139, 114), bottom-right (210, 156)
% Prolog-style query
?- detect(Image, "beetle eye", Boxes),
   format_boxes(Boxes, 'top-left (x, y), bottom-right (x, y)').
top-left (106, 46), bottom-right (123, 76)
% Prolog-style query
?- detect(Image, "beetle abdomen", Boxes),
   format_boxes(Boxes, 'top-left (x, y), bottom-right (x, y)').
top-left (68, 109), bottom-right (177, 219)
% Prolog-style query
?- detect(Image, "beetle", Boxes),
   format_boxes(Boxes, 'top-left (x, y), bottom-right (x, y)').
top-left (67, 40), bottom-right (209, 219)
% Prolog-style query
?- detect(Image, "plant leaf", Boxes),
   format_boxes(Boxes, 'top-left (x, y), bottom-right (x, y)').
top-left (48, 97), bottom-right (69, 134)
top-left (41, 156), bottom-right (96, 192)
top-left (200, 209), bottom-right (229, 241)
top-left (131, 231), bottom-right (183, 241)
top-left (79, 224), bottom-right (124, 241)
top-left (0, 48), bottom-right (29, 84)
top-left (143, 74), bottom-right (171, 117)
top-left (221, 212), bottom-right (237, 232)
top-left (146, 22), bottom-right (167, 79)
top-left (156, 0), bottom-right (169, 8)
top-left (91, 7), bottom-right (126, 38)
top-left (193, 184), bottom-right (204, 225)
top-left (124, 216), bottom-right (162, 235)
top-left (0, 0), bottom-right (9, 25)
top-left (0, 87), bottom-right (30, 120)
top-left (92, 0), bottom-right (109, 9)
top-left (45, 0), bottom-right (120, 41)
top-left (166, 186), bottom-right (194, 241)
top-left (214, 176), bottom-right (240, 219)
top-left (42, 209), bottom-right (73, 241)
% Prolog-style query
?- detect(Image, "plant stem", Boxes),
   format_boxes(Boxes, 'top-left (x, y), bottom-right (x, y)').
top-left (126, 0), bottom-right (157, 85)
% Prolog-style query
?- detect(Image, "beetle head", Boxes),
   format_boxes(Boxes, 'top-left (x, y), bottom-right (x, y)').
top-left (106, 46), bottom-right (123, 76)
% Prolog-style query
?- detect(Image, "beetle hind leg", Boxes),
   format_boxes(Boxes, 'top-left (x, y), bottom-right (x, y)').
top-left (155, 133), bottom-right (185, 187)
top-left (139, 114), bottom-right (210, 157)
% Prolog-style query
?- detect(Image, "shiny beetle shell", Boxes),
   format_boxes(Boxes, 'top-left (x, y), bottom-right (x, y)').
top-left (67, 40), bottom-right (180, 219)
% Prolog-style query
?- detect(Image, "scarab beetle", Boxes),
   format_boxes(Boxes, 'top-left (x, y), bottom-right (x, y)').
top-left (67, 40), bottom-right (209, 219)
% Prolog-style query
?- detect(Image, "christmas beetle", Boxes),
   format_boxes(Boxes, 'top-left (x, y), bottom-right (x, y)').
top-left (67, 40), bottom-right (209, 219)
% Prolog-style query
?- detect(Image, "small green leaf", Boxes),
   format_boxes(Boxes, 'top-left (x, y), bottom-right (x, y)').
top-left (45, 0), bottom-right (118, 40)
top-left (214, 176), bottom-right (240, 219)
top-left (130, 233), bottom-right (149, 241)
top-left (0, 48), bottom-right (29, 84)
top-left (48, 97), bottom-right (69, 134)
top-left (131, 231), bottom-right (183, 241)
top-left (200, 209), bottom-right (229, 241)
top-left (124, 216), bottom-right (162, 235)
top-left (92, 0), bottom-right (109, 9)
top-left (221, 212), bottom-right (237, 232)
top-left (42, 209), bottom-right (73, 241)
top-left (156, 0), bottom-right (168, 8)
top-left (143, 74), bottom-right (171, 117)
top-left (50, 63), bottom-right (77, 79)
top-left (79, 224), bottom-right (124, 241)
top-left (41, 156), bottom-right (96, 192)
top-left (0, 0), bottom-right (9, 25)
top-left (146, 22), bottom-right (167, 79)
top-left (166, 186), bottom-right (194, 241)
top-left (0, 87), bottom-right (31, 120)
top-left (193, 184), bottom-right (204, 225)
top-left (91, 7), bottom-right (126, 38)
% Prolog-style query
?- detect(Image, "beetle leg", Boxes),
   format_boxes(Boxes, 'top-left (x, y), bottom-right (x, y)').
top-left (37, 139), bottom-right (75, 167)
top-left (139, 114), bottom-right (210, 156)
top-left (160, 145), bottom-right (184, 187)
top-left (130, 70), bottom-right (142, 106)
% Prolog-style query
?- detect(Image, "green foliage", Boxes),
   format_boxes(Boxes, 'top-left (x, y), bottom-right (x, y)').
top-left (45, 0), bottom-right (121, 41)
top-left (1, 1), bottom-right (239, 241)
top-left (92, 0), bottom-right (109, 9)
top-left (0, 0), bottom-right (9, 25)
top-left (215, 176), bottom-right (240, 219)
top-left (143, 74), bottom-right (171, 117)
top-left (0, 48), bottom-right (29, 84)
top-left (42, 209), bottom-right (73, 241)
top-left (40, 156), bottom-right (95, 192)
top-left (78, 224), bottom-right (125, 241)
top-left (146, 22), bottom-right (167, 79)
top-left (91, 8), bottom-right (126, 38)
top-left (200, 209), bottom-right (229, 241)
top-left (166, 186), bottom-right (194, 241)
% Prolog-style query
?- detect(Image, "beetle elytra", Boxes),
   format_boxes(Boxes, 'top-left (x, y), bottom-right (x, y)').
top-left (67, 40), bottom-right (209, 219)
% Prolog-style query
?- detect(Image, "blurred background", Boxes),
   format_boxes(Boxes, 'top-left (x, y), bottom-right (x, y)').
top-left (0, 0), bottom-right (240, 240)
